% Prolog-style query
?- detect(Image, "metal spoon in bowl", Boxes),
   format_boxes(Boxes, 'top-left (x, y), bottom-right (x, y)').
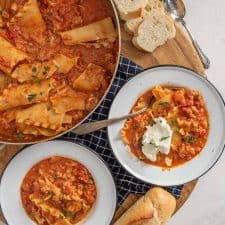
top-left (72, 107), bottom-right (148, 135)
top-left (164, 0), bottom-right (210, 69)
top-left (72, 96), bottom-right (155, 135)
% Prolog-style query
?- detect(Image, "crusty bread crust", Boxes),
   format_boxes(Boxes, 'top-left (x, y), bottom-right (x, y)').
top-left (113, 187), bottom-right (176, 225)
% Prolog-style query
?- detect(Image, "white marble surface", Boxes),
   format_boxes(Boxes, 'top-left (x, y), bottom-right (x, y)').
top-left (169, 0), bottom-right (225, 224)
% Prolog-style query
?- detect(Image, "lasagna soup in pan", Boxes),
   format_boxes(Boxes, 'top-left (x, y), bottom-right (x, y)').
top-left (0, 0), bottom-right (118, 142)
top-left (121, 85), bottom-right (209, 168)
top-left (21, 156), bottom-right (97, 225)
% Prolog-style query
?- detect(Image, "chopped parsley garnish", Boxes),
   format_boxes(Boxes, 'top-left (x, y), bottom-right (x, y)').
top-left (160, 136), bottom-right (170, 141)
top-left (59, 193), bottom-right (63, 201)
top-left (184, 135), bottom-right (195, 143)
top-left (42, 66), bottom-right (50, 75)
top-left (44, 191), bottom-right (53, 200)
top-left (149, 139), bottom-right (159, 148)
top-left (149, 119), bottom-right (156, 126)
top-left (27, 93), bottom-right (37, 102)
top-left (49, 191), bottom-right (53, 199)
top-left (170, 119), bottom-right (178, 126)
top-left (64, 211), bottom-right (74, 218)
top-left (44, 66), bottom-right (50, 71)
top-left (32, 75), bottom-right (40, 83)
top-left (138, 137), bottom-right (143, 150)
top-left (16, 133), bottom-right (23, 140)
top-left (32, 66), bottom-right (37, 73)
top-left (159, 101), bottom-right (170, 107)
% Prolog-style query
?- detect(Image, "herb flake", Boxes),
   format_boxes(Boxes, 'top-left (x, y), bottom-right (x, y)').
top-left (44, 65), bottom-right (50, 71)
top-left (159, 101), bottom-right (170, 107)
top-left (170, 119), bottom-right (178, 126)
top-left (149, 119), bottom-right (156, 126)
top-left (59, 193), bottom-right (63, 201)
top-left (16, 133), bottom-right (23, 140)
top-left (160, 136), bottom-right (170, 141)
top-left (149, 139), bottom-right (159, 148)
top-left (32, 75), bottom-right (40, 83)
top-left (184, 135), bottom-right (195, 143)
top-left (32, 66), bottom-right (37, 73)
top-left (64, 211), bottom-right (74, 218)
top-left (27, 93), bottom-right (37, 102)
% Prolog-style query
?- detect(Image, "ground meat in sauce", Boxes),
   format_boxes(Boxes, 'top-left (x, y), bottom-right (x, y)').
top-left (21, 156), bottom-right (97, 225)
top-left (0, 0), bottom-right (118, 142)
top-left (121, 86), bottom-right (209, 168)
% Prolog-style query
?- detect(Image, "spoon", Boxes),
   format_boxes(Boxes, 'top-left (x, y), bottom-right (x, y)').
top-left (73, 96), bottom-right (155, 135)
top-left (72, 106), bottom-right (148, 135)
top-left (164, 0), bottom-right (210, 69)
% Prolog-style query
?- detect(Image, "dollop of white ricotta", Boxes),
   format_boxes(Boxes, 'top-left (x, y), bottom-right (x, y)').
top-left (142, 117), bottom-right (172, 161)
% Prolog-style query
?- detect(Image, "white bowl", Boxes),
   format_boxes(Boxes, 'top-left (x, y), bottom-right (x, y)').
top-left (0, 140), bottom-right (117, 225)
top-left (108, 66), bottom-right (225, 186)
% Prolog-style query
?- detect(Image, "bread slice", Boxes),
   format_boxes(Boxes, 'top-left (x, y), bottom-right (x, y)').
top-left (124, 17), bottom-right (143, 35)
top-left (113, 187), bottom-right (176, 225)
top-left (145, 0), bottom-right (164, 13)
top-left (114, 0), bottom-right (148, 21)
top-left (132, 10), bottom-right (176, 52)
top-left (124, 0), bottom-right (165, 34)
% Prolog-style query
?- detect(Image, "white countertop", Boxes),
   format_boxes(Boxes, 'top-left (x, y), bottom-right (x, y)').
top-left (169, 0), bottom-right (225, 224)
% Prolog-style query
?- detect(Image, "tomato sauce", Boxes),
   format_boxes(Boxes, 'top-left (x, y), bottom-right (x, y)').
top-left (21, 156), bottom-right (97, 225)
top-left (122, 86), bottom-right (209, 168)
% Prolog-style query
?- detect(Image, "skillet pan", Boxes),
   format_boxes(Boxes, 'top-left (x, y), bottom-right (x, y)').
top-left (0, 0), bottom-right (121, 146)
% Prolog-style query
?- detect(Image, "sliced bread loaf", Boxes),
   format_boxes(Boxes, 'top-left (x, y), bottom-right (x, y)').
top-left (124, 0), bottom-right (165, 34)
top-left (132, 10), bottom-right (176, 53)
top-left (114, 0), bottom-right (148, 21)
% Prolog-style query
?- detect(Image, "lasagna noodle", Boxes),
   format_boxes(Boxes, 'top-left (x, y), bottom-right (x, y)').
top-left (0, 36), bottom-right (27, 74)
top-left (60, 17), bottom-right (117, 45)
top-left (11, 61), bottom-right (57, 83)
top-left (121, 119), bottom-right (132, 145)
top-left (151, 94), bottom-right (172, 114)
top-left (16, 102), bottom-right (72, 130)
top-left (10, 0), bottom-right (46, 43)
top-left (52, 54), bottom-right (78, 74)
top-left (73, 63), bottom-right (106, 91)
top-left (17, 123), bottom-right (59, 137)
top-left (38, 174), bottom-right (83, 203)
top-left (50, 91), bottom-right (88, 113)
top-left (11, 54), bottom-right (77, 83)
top-left (30, 195), bottom-right (73, 225)
top-left (0, 78), bottom-right (55, 111)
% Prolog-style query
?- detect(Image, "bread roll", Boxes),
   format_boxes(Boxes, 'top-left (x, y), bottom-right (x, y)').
top-left (113, 187), bottom-right (176, 225)
top-left (132, 10), bottom-right (176, 53)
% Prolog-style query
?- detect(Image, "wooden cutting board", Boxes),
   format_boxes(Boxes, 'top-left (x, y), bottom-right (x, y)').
top-left (0, 17), bottom-right (204, 225)
top-left (121, 22), bottom-right (205, 75)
